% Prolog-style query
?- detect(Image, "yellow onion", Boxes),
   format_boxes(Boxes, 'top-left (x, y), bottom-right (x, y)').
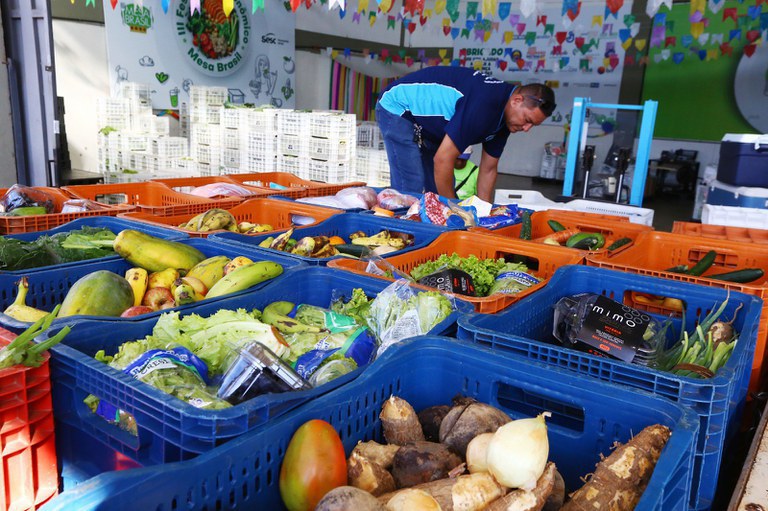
top-left (486, 412), bottom-right (550, 490)
top-left (466, 432), bottom-right (494, 473)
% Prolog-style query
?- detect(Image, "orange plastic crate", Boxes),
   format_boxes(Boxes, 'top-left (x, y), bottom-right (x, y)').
top-left (471, 209), bottom-right (650, 251)
top-left (672, 221), bottom-right (768, 244)
top-left (0, 328), bottom-right (58, 511)
top-left (327, 230), bottom-right (585, 313)
top-left (0, 186), bottom-right (133, 234)
top-left (63, 182), bottom-right (242, 216)
top-left (118, 198), bottom-right (343, 238)
top-left (226, 172), bottom-right (366, 198)
top-left (588, 230), bottom-right (768, 395)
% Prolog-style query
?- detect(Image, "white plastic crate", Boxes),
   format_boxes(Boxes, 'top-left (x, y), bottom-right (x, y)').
top-left (193, 144), bottom-right (221, 165)
top-left (239, 108), bottom-right (278, 133)
top-left (493, 189), bottom-right (561, 212)
top-left (246, 133), bottom-right (278, 156)
top-left (308, 137), bottom-right (354, 162)
top-left (278, 154), bottom-right (308, 179)
top-left (220, 128), bottom-right (241, 150)
top-left (565, 199), bottom-right (654, 226)
top-left (107, 132), bottom-right (145, 153)
top-left (189, 86), bottom-right (228, 107)
top-left (151, 137), bottom-right (188, 158)
top-left (191, 124), bottom-right (221, 147)
top-left (179, 103), bottom-right (190, 139)
top-left (174, 158), bottom-right (199, 176)
top-left (702, 204), bottom-right (768, 229)
top-left (220, 107), bottom-right (242, 129)
top-left (243, 155), bottom-right (277, 173)
top-left (309, 112), bottom-right (356, 140)
top-left (97, 97), bottom-right (131, 119)
top-left (126, 152), bottom-right (150, 172)
top-left (306, 159), bottom-right (350, 183)
top-left (189, 105), bottom-right (222, 125)
top-left (276, 110), bottom-right (308, 136)
top-left (278, 134), bottom-right (308, 158)
top-left (117, 82), bottom-right (151, 106)
top-left (220, 147), bottom-right (241, 167)
top-left (152, 116), bottom-right (171, 137)
top-left (146, 155), bottom-right (180, 174)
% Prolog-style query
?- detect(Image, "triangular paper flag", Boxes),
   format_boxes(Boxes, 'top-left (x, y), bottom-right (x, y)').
top-left (545, 23), bottom-right (554, 35)
top-left (451, 28), bottom-right (460, 38)
top-left (744, 43), bottom-right (757, 57)
top-left (711, 33), bottom-right (723, 45)
top-left (447, 0), bottom-right (460, 20)
top-left (369, 11), bottom-right (377, 26)
top-left (697, 49), bottom-right (706, 60)
top-left (660, 49), bottom-right (670, 60)
top-left (191, 0), bottom-right (200, 14)
top-left (499, 2), bottom-right (511, 20)
top-left (387, 15), bottom-right (396, 28)
top-left (552, 44), bottom-right (562, 55)
top-left (483, 0), bottom-right (497, 17)
top-left (466, 1), bottom-right (478, 17)
top-left (630, 22), bottom-right (640, 37)
top-left (625, 53), bottom-right (635, 65)
top-left (223, 0), bottom-right (235, 15)
top-left (483, 30), bottom-right (492, 41)
top-left (290, 0), bottom-right (301, 11)
top-left (690, 21), bottom-right (705, 39)
top-left (438, 49), bottom-right (448, 58)
top-left (556, 31), bottom-right (567, 43)
top-left (707, 48), bottom-right (719, 60)
top-left (746, 30), bottom-right (760, 43)
top-left (331, 50), bottom-right (339, 58)
top-left (606, 0), bottom-right (622, 17)
top-left (719, 42), bottom-right (733, 56)
top-left (634, 38), bottom-right (646, 50)
top-left (443, 25), bottom-right (451, 35)
top-left (609, 54), bottom-right (619, 68)
top-left (729, 28), bottom-right (741, 41)
top-left (681, 34), bottom-right (693, 47)
top-left (673, 52), bottom-right (684, 63)
top-left (621, 38), bottom-right (633, 50)
top-left (748, 5), bottom-right (761, 20)
top-left (538, 14), bottom-right (548, 25)
top-left (520, 0), bottom-right (536, 18)
top-left (698, 33), bottom-right (709, 44)
top-left (503, 31), bottom-right (514, 43)
top-left (653, 53), bottom-right (664, 63)
top-left (560, 56), bottom-right (570, 68)
top-left (525, 31), bottom-right (536, 44)
top-left (499, 60), bottom-right (508, 70)
top-left (516, 23), bottom-right (526, 34)
top-left (618, 28), bottom-right (630, 42)
top-left (623, 14), bottom-right (635, 27)
top-left (110, 0), bottom-right (118, 8)
top-left (665, 36), bottom-right (676, 47)
top-left (592, 14), bottom-right (602, 26)
top-left (723, 8), bottom-right (737, 23)
top-left (517, 58), bottom-right (526, 69)
top-left (474, 60), bottom-right (484, 70)
top-left (708, 0), bottom-right (724, 14)
top-left (407, 21), bottom-right (417, 33)
top-left (434, 0), bottom-right (446, 13)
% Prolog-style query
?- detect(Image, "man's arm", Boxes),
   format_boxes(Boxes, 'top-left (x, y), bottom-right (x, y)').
top-left (433, 136), bottom-right (461, 199)
top-left (476, 149), bottom-right (499, 203)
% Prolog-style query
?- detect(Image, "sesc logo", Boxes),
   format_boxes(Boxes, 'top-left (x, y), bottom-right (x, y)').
top-left (262, 33), bottom-right (277, 44)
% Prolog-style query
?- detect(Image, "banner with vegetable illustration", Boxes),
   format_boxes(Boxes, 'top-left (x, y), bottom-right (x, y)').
top-left (102, 0), bottom-right (296, 109)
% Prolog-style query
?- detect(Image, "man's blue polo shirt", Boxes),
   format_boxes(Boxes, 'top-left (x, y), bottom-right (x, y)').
top-left (378, 66), bottom-right (516, 158)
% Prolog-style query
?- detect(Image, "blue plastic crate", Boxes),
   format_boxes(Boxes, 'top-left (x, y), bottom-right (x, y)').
top-left (43, 337), bottom-right (698, 511)
top-left (0, 216), bottom-right (188, 277)
top-left (209, 212), bottom-right (445, 266)
top-left (0, 237), bottom-right (303, 332)
top-left (43, 267), bottom-right (472, 466)
top-left (456, 265), bottom-right (762, 510)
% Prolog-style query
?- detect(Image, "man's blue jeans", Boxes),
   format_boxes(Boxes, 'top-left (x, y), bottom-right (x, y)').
top-left (376, 104), bottom-right (437, 194)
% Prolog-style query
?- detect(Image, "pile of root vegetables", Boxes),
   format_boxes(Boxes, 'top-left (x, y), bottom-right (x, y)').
top-left (280, 395), bottom-right (672, 511)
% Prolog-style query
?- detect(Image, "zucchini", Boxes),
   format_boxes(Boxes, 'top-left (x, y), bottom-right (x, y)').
top-left (334, 244), bottom-right (371, 258)
top-left (706, 268), bottom-right (764, 283)
top-left (565, 232), bottom-right (605, 250)
top-left (687, 250), bottom-right (717, 276)
top-left (547, 219), bottom-right (567, 232)
top-left (520, 211), bottom-right (532, 240)
top-left (665, 264), bottom-right (689, 274)
top-left (607, 237), bottom-right (632, 251)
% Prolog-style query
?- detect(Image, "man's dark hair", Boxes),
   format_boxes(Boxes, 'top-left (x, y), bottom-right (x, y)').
top-left (517, 83), bottom-right (556, 117)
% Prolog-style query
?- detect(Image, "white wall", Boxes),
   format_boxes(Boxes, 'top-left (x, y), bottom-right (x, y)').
top-left (52, 20), bottom-right (109, 174)
top-left (295, 50), bottom-right (332, 110)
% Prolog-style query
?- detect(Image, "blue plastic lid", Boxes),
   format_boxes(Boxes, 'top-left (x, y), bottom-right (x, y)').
top-left (446, 215), bottom-right (465, 228)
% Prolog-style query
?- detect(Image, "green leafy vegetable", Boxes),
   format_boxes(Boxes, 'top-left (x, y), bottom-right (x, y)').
top-left (410, 253), bottom-right (508, 297)
top-left (0, 227), bottom-right (117, 271)
top-left (0, 306), bottom-right (70, 369)
top-left (331, 288), bottom-right (372, 323)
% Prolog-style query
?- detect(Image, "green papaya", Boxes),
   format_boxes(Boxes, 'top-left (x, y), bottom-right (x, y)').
top-left (58, 270), bottom-right (135, 318)
top-left (113, 229), bottom-right (206, 273)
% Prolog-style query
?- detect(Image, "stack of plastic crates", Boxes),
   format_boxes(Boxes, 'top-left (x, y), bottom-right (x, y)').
top-left (305, 112), bottom-right (356, 183)
top-left (240, 108), bottom-right (279, 173)
top-left (188, 86), bottom-right (228, 176)
top-left (275, 110), bottom-right (309, 179)
top-left (357, 146), bottom-right (390, 186)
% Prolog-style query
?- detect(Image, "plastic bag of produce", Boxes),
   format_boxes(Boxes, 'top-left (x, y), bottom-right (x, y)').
top-left (0, 184), bottom-right (56, 214)
top-left (377, 188), bottom-right (419, 210)
top-left (60, 198), bottom-right (112, 213)
top-left (189, 183), bottom-right (256, 198)
top-left (297, 196), bottom-right (348, 209)
top-left (365, 279), bottom-right (458, 356)
top-left (335, 186), bottom-right (378, 209)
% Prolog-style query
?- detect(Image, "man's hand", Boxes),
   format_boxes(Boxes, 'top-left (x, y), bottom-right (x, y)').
top-left (476, 149), bottom-right (499, 203)
top-left (434, 136), bottom-right (461, 199)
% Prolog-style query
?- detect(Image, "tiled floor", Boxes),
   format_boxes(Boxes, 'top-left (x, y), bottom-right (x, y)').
top-left (495, 174), bottom-right (696, 231)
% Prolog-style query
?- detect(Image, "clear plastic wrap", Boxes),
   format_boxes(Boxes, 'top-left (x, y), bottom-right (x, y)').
top-left (60, 199), bottom-right (112, 213)
top-left (377, 188), bottom-right (419, 210)
top-left (0, 184), bottom-right (56, 213)
top-left (189, 183), bottom-right (256, 198)
top-left (335, 186), bottom-right (378, 209)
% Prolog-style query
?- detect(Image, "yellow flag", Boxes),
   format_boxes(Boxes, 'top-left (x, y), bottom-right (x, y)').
top-left (442, 58), bottom-right (451, 65)
top-left (439, 48), bottom-right (448, 58)
top-left (690, 21), bottom-right (704, 39)
top-left (690, 0), bottom-right (705, 13)
top-left (443, 17), bottom-right (451, 26)
top-left (707, 48), bottom-right (718, 60)
top-left (370, 12), bottom-right (376, 26)
top-left (621, 38), bottom-right (633, 50)
top-left (331, 50), bottom-right (339, 59)
top-left (424, 8), bottom-right (432, 17)
top-left (473, 60), bottom-right (483, 70)
top-left (634, 38), bottom-right (646, 51)
top-left (503, 31), bottom-right (514, 43)
top-left (223, 0), bottom-right (234, 15)
top-left (434, 0), bottom-right (446, 14)
top-left (603, 57), bottom-right (611, 67)
top-left (592, 15), bottom-right (602, 27)
top-left (379, 0), bottom-right (392, 12)
top-left (483, 31), bottom-right (492, 42)
top-left (483, 0), bottom-right (497, 17)
top-left (358, 0), bottom-right (368, 12)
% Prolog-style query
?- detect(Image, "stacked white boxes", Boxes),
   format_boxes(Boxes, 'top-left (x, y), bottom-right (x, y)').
top-left (96, 82), bottom-right (190, 182)
top-left (355, 121), bottom-right (390, 186)
top-left (188, 85), bottom-right (228, 176)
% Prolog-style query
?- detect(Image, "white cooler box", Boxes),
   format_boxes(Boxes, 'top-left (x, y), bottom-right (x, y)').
top-left (706, 179), bottom-right (768, 209)
top-left (717, 134), bottom-right (768, 187)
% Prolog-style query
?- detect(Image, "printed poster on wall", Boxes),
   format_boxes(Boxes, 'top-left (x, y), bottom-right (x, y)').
top-left (102, 0), bottom-right (296, 109)
top-left (454, 1), bottom-right (635, 127)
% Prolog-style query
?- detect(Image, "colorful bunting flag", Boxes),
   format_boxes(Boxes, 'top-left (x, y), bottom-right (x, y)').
top-left (223, 0), bottom-right (234, 15)
top-left (708, 0), bottom-right (724, 14)
top-left (520, 0), bottom-right (536, 18)
top-left (538, 15), bottom-right (548, 26)
top-left (86, 0), bottom-right (95, 6)
top-left (503, 31), bottom-right (514, 43)
top-left (602, 23), bottom-right (613, 35)
top-left (544, 24), bottom-right (554, 36)
top-left (710, 33), bottom-right (723, 44)
top-left (744, 43), bottom-right (756, 57)
top-left (722, 7), bottom-right (737, 23)
top-left (729, 28), bottom-right (741, 41)
top-left (634, 38), bottom-right (646, 51)
top-left (592, 14), bottom-right (601, 26)
top-left (673, 52), bottom-right (684, 63)
top-left (706, 48), bottom-right (719, 60)
top-left (190, 0), bottom-right (200, 14)
top-left (466, 1), bottom-right (478, 17)
top-left (664, 35), bottom-right (676, 47)
top-left (483, 0), bottom-right (497, 17)
top-left (498, 2), bottom-right (511, 20)
top-left (605, 0), bottom-right (622, 18)
top-left (434, 0), bottom-right (446, 13)
top-left (650, 25), bottom-right (665, 47)
top-left (690, 21), bottom-right (705, 38)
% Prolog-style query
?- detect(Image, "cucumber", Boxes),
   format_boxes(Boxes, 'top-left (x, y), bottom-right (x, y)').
top-left (334, 244), bottom-right (370, 258)
top-left (547, 219), bottom-right (567, 232)
top-left (565, 232), bottom-right (605, 250)
top-left (687, 250), bottom-right (717, 276)
top-left (607, 237), bottom-right (632, 251)
top-left (706, 268), bottom-right (764, 283)
top-left (519, 211), bottom-right (532, 240)
top-left (665, 264), bottom-right (689, 274)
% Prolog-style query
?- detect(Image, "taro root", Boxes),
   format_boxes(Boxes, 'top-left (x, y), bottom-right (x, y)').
top-left (390, 441), bottom-right (463, 488)
top-left (315, 486), bottom-right (387, 511)
top-left (352, 440), bottom-right (401, 470)
top-left (380, 396), bottom-right (425, 446)
top-left (418, 405), bottom-right (451, 442)
top-left (439, 400), bottom-right (510, 458)
top-left (348, 451), bottom-right (397, 497)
